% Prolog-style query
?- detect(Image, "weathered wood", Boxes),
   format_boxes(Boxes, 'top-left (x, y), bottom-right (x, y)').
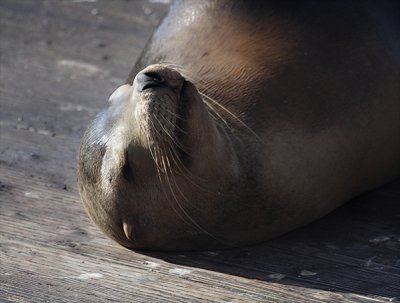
top-left (0, 1), bottom-right (399, 302)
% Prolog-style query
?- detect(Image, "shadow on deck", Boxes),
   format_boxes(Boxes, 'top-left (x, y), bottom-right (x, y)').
top-left (146, 179), bottom-right (400, 300)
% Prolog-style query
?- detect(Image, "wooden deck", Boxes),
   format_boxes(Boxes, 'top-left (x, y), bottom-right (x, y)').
top-left (1, 1), bottom-right (399, 302)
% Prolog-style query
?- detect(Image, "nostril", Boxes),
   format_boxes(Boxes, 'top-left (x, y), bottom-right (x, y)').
top-left (136, 71), bottom-right (165, 92)
top-left (144, 71), bottom-right (164, 83)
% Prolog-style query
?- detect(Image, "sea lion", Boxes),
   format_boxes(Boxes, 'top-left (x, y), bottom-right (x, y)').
top-left (77, 0), bottom-right (400, 251)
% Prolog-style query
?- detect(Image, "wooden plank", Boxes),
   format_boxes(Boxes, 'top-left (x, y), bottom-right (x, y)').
top-left (0, 0), bottom-right (399, 302)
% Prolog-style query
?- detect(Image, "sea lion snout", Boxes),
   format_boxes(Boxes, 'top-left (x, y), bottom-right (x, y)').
top-left (134, 64), bottom-right (185, 94)
top-left (132, 65), bottom-right (187, 148)
top-left (136, 71), bottom-right (165, 92)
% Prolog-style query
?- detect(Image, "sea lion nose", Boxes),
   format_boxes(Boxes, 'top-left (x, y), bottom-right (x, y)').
top-left (136, 65), bottom-right (185, 93)
top-left (136, 71), bottom-right (165, 92)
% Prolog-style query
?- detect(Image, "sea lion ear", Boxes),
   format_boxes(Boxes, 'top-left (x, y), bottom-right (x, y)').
top-left (108, 84), bottom-right (133, 103)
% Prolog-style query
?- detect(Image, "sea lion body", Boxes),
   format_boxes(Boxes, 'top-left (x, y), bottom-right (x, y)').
top-left (78, 1), bottom-right (400, 250)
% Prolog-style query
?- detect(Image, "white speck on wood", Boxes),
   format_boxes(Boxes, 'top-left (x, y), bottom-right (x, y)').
top-left (364, 256), bottom-right (377, 267)
top-left (72, 0), bottom-right (97, 3)
top-left (369, 236), bottom-right (390, 243)
top-left (59, 103), bottom-right (96, 114)
top-left (25, 192), bottom-right (40, 199)
top-left (268, 273), bottom-right (286, 280)
top-left (57, 59), bottom-right (105, 76)
top-left (149, 0), bottom-right (171, 4)
top-left (143, 261), bottom-right (160, 269)
top-left (169, 268), bottom-right (192, 276)
top-left (77, 273), bottom-right (103, 280)
top-left (300, 270), bottom-right (317, 277)
top-left (325, 243), bottom-right (338, 250)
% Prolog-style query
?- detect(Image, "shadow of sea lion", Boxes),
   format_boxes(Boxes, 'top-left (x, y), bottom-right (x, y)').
top-left (143, 179), bottom-right (400, 299)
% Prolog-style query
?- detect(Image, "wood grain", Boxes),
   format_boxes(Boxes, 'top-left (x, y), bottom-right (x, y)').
top-left (1, 1), bottom-right (399, 302)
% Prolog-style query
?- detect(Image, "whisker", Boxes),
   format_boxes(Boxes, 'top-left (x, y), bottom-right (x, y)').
top-left (157, 112), bottom-right (188, 135)
top-left (199, 92), bottom-right (262, 142)
top-left (158, 62), bottom-right (260, 142)
top-left (152, 113), bottom-right (192, 157)
top-left (160, 152), bottom-right (226, 244)
top-left (159, 151), bottom-right (200, 231)
top-left (203, 99), bottom-right (232, 130)
top-left (163, 136), bottom-right (216, 185)
top-left (167, 145), bottom-right (217, 195)
top-left (153, 147), bottom-right (196, 229)
top-left (165, 158), bottom-right (201, 211)
top-left (148, 113), bottom-right (210, 187)
top-left (145, 127), bottom-right (164, 172)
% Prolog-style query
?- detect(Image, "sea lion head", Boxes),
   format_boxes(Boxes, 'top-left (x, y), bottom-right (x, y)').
top-left (77, 64), bottom-right (242, 250)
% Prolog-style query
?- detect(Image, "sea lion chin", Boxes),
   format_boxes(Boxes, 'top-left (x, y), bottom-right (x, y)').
top-left (78, 0), bottom-right (400, 251)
